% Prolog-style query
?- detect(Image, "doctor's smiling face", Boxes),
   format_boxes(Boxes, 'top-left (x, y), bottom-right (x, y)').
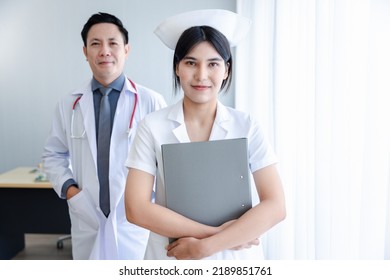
top-left (83, 23), bottom-right (130, 87)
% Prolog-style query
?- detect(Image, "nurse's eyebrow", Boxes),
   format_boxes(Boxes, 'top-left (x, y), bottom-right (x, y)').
top-left (183, 56), bottom-right (223, 61)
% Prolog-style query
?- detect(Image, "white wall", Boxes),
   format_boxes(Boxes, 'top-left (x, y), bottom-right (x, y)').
top-left (0, 0), bottom-right (236, 173)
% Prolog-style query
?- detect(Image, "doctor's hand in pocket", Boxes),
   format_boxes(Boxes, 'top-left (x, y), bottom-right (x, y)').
top-left (66, 185), bottom-right (81, 200)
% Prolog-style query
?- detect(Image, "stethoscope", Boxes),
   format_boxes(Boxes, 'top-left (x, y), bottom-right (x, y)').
top-left (70, 79), bottom-right (138, 139)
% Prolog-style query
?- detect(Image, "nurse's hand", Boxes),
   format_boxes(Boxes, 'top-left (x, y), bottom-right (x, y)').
top-left (166, 237), bottom-right (210, 260)
top-left (230, 238), bottom-right (260, 250)
top-left (66, 185), bottom-right (80, 200)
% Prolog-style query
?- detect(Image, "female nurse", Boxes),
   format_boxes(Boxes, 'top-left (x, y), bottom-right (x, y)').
top-left (124, 9), bottom-right (286, 260)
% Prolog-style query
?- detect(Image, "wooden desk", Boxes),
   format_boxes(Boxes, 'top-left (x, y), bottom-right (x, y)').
top-left (0, 167), bottom-right (70, 260)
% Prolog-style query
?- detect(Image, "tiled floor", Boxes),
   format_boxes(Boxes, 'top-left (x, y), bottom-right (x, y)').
top-left (12, 234), bottom-right (72, 260)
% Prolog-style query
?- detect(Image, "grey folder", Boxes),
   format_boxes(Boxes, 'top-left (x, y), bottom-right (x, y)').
top-left (162, 138), bottom-right (252, 234)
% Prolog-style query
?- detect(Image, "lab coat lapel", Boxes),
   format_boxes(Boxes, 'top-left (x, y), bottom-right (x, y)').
top-left (78, 90), bottom-right (97, 165)
top-left (113, 79), bottom-right (136, 135)
top-left (109, 87), bottom-right (132, 208)
top-left (169, 100), bottom-right (190, 143)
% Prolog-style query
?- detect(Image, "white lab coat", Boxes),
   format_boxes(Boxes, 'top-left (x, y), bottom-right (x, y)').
top-left (42, 78), bottom-right (166, 259)
top-left (126, 99), bottom-right (277, 259)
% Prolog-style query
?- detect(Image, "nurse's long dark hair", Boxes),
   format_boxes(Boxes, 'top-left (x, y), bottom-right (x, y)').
top-left (173, 26), bottom-right (233, 94)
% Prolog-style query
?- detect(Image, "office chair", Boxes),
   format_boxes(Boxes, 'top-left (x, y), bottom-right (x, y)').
top-left (57, 234), bottom-right (71, 249)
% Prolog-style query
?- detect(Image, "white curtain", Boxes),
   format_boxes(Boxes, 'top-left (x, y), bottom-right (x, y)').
top-left (236, 0), bottom-right (390, 259)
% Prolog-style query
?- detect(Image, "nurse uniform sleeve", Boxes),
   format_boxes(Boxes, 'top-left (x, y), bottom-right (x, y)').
top-left (125, 117), bottom-right (157, 176)
top-left (247, 116), bottom-right (278, 173)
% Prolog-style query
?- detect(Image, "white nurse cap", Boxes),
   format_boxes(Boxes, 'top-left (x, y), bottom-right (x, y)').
top-left (154, 9), bottom-right (251, 50)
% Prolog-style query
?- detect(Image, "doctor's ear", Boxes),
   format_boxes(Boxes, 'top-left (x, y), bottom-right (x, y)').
top-left (83, 46), bottom-right (88, 61)
top-left (124, 43), bottom-right (131, 58)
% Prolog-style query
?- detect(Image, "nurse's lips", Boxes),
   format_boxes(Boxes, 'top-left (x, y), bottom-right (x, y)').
top-left (192, 85), bottom-right (211, 90)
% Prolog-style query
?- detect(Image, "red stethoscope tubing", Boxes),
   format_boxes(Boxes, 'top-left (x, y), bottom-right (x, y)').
top-left (72, 79), bottom-right (138, 132)
top-left (129, 91), bottom-right (138, 131)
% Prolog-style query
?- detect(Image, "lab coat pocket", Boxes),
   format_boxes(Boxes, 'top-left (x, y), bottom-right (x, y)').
top-left (68, 190), bottom-right (99, 231)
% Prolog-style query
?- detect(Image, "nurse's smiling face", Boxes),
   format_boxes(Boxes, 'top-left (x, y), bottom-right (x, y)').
top-left (175, 41), bottom-right (229, 105)
top-left (83, 23), bottom-right (129, 87)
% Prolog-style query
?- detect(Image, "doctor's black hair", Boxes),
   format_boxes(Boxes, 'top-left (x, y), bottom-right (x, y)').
top-left (173, 25), bottom-right (233, 94)
top-left (81, 12), bottom-right (129, 46)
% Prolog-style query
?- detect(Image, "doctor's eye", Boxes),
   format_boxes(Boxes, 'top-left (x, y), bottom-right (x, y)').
top-left (89, 42), bottom-right (100, 47)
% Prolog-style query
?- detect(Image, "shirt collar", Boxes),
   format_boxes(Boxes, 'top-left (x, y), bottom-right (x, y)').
top-left (91, 73), bottom-right (126, 92)
top-left (168, 99), bottom-right (231, 125)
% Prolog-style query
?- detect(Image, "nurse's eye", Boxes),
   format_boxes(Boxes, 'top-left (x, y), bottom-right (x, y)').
top-left (185, 60), bottom-right (196, 66)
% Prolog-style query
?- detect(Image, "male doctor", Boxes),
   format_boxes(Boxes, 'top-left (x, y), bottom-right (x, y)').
top-left (42, 12), bottom-right (166, 259)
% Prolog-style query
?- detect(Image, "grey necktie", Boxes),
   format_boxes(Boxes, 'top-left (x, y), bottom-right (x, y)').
top-left (97, 87), bottom-right (112, 217)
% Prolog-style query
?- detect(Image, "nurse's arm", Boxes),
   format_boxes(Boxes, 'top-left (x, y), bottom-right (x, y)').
top-left (212, 164), bottom-right (285, 248)
top-left (124, 168), bottom-right (221, 240)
